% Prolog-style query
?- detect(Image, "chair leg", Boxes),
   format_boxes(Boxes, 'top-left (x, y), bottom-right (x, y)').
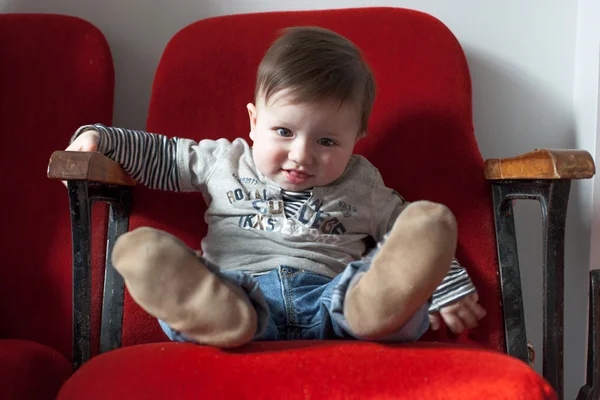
top-left (68, 181), bottom-right (93, 371)
top-left (539, 180), bottom-right (570, 399)
top-left (492, 184), bottom-right (528, 363)
top-left (99, 189), bottom-right (131, 354)
top-left (491, 179), bottom-right (571, 399)
top-left (577, 270), bottom-right (600, 400)
top-left (67, 182), bottom-right (131, 370)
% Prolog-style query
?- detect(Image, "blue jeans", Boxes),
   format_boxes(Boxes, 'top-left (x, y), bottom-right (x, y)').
top-left (159, 246), bottom-right (430, 343)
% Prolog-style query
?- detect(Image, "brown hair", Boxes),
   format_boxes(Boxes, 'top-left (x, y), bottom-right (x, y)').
top-left (255, 26), bottom-right (376, 135)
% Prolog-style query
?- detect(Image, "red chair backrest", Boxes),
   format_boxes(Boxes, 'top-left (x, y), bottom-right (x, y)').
top-left (122, 7), bottom-right (503, 352)
top-left (0, 14), bottom-right (114, 360)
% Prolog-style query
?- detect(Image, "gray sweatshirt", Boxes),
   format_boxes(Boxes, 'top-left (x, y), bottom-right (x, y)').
top-left (73, 124), bottom-right (475, 311)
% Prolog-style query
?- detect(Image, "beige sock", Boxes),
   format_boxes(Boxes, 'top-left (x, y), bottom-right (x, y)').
top-left (111, 227), bottom-right (257, 348)
top-left (344, 201), bottom-right (457, 339)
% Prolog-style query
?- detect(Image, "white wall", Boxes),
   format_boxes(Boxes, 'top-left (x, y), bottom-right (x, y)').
top-left (577, 1), bottom-right (600, 270)
top-left (572, 0), bottom-right (600, 397)
top-left (2, 0), bottom-right (595, 398)
top-left (574, 0), bottom-right (600, 393)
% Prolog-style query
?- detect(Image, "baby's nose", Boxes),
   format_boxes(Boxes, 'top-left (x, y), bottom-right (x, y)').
top-left (289, 140), bottom-right (313, 164)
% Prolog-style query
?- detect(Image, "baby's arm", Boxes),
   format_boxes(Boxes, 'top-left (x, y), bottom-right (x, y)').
top-left (67, 124), bottom-right (181, 191)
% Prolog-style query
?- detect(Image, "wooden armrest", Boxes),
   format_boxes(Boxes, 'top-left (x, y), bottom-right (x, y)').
top-left (484, 149), bottom-right (595, 180)
top-left (47, 151), bottom-right (135, 186)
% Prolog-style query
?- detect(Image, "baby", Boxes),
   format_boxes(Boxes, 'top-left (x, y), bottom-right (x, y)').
top-left (66, 26), bottom-right (486, 348)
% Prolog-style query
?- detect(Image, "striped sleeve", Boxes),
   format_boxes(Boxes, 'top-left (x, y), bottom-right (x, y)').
top-left (72, 123), bottom-right (180, 191)
top-left (428, 258), bottom-right (477, 313)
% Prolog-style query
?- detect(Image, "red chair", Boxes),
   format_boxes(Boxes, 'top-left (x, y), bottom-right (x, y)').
top-left (49, 7), bottom-right (595, 399)
top-left (0, 13), bottom-right (114, 399)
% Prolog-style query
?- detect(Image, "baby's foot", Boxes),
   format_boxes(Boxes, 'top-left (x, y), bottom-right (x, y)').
top-left (112, 227), bottom-right (257, 348)
top-left (344, 201), bottom-right (457, 339)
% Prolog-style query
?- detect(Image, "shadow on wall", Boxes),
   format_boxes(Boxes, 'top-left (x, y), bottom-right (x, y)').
top-left (466, 47), bottom-right (589, 396)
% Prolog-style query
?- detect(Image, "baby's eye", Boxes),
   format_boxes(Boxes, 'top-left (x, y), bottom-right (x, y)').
top-left (318, 138), bottom-right (336, 147)
top-left (276, 128), bottom-right (292, 137)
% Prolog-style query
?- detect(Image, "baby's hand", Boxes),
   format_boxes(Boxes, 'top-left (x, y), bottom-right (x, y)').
top-left (429, 292), bottom-right (487, 334)
top-left (65, 130), bottom-right (100, 152)
top-left (61, 130), bottom-right (101, 186)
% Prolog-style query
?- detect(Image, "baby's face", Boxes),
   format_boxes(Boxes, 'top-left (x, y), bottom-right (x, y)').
top-left (247, 90), bottom-right (362, 191)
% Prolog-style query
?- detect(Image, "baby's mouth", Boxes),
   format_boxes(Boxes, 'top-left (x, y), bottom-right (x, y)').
top-left (285, 169), bottom-right (311, 177)
top-left (283, 169), bottom-right (312, 184)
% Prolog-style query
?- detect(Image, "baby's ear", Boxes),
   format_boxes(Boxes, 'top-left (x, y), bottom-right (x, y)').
top-left (247, 103), bottom-right (257, 140)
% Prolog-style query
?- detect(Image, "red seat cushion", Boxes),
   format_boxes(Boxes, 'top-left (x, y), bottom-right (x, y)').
top-left (57, 341), bottom-right (556, 400)
top-left (0, 339), bottom-right (71, 400)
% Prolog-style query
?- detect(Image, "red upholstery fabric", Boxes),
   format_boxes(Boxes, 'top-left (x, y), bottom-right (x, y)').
top-left (119, 7), bottom-right (502, 352)
top-left (58, 341), bottom-right (556, 400)
top-left (0, 339), bottom-right (71, 400)
top-left (0, 13), bottom-right (114, 361)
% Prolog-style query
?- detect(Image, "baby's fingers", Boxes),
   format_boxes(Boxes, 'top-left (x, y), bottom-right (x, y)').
top-left (467, 299), bottom-right (487, 320)
top-left (65, 130), bottom-right (100, 153)
top-left (64, 141), bottom-right (81, 152)
top-left (456, 307), bottom-right (479, 329)
top-left (65, 140), bottom-right (93, 152)
top-left (429, 313), bottom-right (442, 331)
top-left (441, 312), bottom-right (465, 334)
